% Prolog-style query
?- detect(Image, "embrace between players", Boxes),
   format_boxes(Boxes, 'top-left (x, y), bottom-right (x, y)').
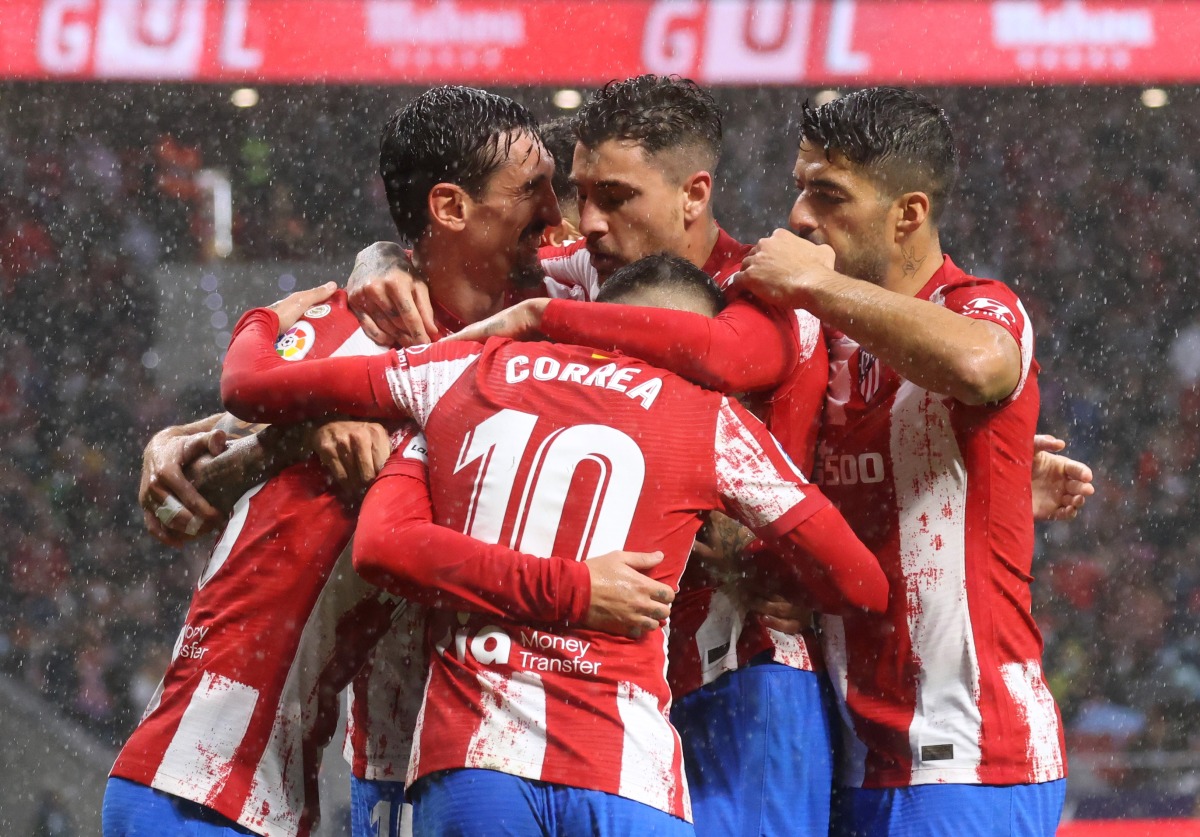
top-left (110, 78), bottom-right (1094, 837)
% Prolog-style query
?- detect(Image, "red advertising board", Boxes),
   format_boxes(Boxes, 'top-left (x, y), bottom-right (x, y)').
top-left (2, 0), bottom-right (1198, 86)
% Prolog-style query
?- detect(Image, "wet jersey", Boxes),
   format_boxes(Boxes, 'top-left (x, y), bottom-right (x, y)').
top-left (816, 257), bottom-right (1066, 788)
top-left (111, 293), bottom-right (404, 837)
top-left (534, 232), bottom-right (829, 695)
top-left (374, 337), bottom-right (834, 820)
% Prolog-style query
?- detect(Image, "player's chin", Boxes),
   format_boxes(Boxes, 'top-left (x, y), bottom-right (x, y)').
top-left (509, 254), bottom-right (547, 289)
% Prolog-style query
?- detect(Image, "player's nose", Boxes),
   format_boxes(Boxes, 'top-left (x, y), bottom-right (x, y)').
top-left (788, 198), bottom-right (817, 238)
top-left (578, 201), bottom-right (607, 237)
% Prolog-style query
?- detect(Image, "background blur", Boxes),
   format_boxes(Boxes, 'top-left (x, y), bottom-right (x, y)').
top-left (3, 1), bottom-right (1199, 834)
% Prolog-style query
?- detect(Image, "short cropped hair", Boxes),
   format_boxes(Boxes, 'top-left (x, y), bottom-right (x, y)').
top-left (799, 87), bottom-right (958, 223)
top-left (380, 86), bottom-right (540, 241)
top-left (538, 116), bottom-right (579, 211)
top-left (596, 253), bottom-right (725, 316)
top-left (575, 75), bottom-right (722, 178)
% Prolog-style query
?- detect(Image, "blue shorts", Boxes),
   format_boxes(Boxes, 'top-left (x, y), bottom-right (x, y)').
top-left (102, 777), bottom-right (256, 836)
top-left (672, 661), bottom-right (835, 837)
top-left (831, 779), bottom-right (1066, 837)
top-left (350, 776), bottom-right (410, 837)
top-left (409, 768), bottom-right (694, 837)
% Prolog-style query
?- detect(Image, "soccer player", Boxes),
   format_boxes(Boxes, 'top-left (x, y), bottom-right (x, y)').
top-left (216, 254), bottom-right (891, 837)
top-left (109, 86), bottom-right (663, 837)
top-left (733, 88), bottom-right (1068, 836)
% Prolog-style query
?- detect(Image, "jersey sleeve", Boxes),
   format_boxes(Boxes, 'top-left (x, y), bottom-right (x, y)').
top-left (539, 241), bottom-right (602, 301)
top-left (712, 397), bottom-right (888, 615)
top-left (539, 295), bottom-right (797, 393)
top-left (933, 279), bottom-right (1035, 401)
top-left (352, 434), bottom-right (592, 627)
top-left (222, 307), bottom-right (404, 422)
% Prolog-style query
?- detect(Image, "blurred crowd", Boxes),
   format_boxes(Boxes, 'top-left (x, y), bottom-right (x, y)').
top-left (1, 82), bottom-right (1197, 812)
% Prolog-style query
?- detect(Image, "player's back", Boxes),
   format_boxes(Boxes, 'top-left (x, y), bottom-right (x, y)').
top-left (399, 336), bottom-right (819, 820)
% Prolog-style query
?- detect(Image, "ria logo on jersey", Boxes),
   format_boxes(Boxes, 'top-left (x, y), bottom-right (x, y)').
top-left (434, 614), bottom-right (604, 676)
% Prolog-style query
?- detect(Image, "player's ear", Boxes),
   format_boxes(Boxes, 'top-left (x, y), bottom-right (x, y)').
top-left (893, 191), bottom-right (930, 240)
top-left (429, 183), bottom-right (468, 232)
top-left (682, 170), bottom-right (713, 224)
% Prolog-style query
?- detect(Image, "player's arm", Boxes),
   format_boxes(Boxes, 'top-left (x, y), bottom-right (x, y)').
top-left (143, 415), bottom-right (393, 544)
top-left (140, 413), bottom-right (229, 544)
top-left (352, 450), bottom-right (675, 639)
top-left (741, 230), bottom-right (1020, 404)
top-left (715, 398), bottom-right (888, 615)
top-left (449, 295), bottom-right (797, 394)
top-left (221, 284), bottom-right (407, 424)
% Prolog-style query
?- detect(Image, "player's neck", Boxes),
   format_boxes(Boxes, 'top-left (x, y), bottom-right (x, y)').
top-left (882, 232), bottom-right (943, 297)
top-left (428, 270), bottom-right (512, 326)
top-left (687, 217), bottom-right (721, 270)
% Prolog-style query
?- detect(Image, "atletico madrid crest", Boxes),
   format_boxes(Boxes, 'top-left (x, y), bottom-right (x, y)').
top-left (857, 350), bottom-right (882, 401)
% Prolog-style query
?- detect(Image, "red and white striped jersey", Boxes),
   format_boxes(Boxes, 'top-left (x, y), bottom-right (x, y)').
top-left (533, 232), bottom-right (829, 694)
top-left (817, 257), bottom-right (1066, 788)
top-left (373, 337), bottom-right (833, 820)
top-left (111, 295), bottom-right (408, 837)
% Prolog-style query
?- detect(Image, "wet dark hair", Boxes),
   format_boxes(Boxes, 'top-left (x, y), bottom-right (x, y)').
top-left (538, 116), bottom-right (579, 210)
top-left (575, 75), bottom-right (722, 177)
top-left (799, 87), bottom-right (958, 223)
top-left (379, 86), bottom-right (540, 241)
top-left (596, 253), bottom-right (725, 316)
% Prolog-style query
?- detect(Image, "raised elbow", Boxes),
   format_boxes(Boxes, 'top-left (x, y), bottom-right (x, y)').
top-left (949, 337), bottom-right (1021, 405)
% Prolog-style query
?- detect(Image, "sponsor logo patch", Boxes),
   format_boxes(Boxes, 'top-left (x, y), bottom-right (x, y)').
top-left (304, 303), bottom-right (331, 319)
top-left (963, 298), bottom-right (1016, 327)
top-left (275, 321), bottom-right (315, 361)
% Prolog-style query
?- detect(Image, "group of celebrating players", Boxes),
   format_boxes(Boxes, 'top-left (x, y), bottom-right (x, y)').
top-left (106, 76), bottom-right (1093, 837)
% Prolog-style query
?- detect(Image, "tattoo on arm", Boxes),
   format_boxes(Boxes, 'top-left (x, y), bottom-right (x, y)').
top-left (190, 423), bottom-right (312, 513)
top-left (214, 412), bottom-right (270, 441)
top-left (900, 245), bottom-right (926, 278)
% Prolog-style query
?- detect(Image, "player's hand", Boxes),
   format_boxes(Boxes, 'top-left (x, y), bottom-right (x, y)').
top-left (347, 242), bottom-right (437, 347)
top-left (739, 228), bottom-right (837, 309)
top-left (1032, 434), bottom-right (1095, 521)
top-left (307, 420), bottom-right (392, 502)
top-left (746, 588), bottom-right (813, 635)
top-left (140, 426), bottom-right (228, 546)
top-left (269, 282), bottom-right (339, 333)
top-left (584, 551), bottom-right (674, 639)
top-left (444, 298), bottom-right (550, 343)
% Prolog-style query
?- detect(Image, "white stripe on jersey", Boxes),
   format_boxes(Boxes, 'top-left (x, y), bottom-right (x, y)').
top-left (200, 483), bottom-right (266, 589)
top-left (713, 398), bottom-right (809, 529)
top-left (764, 627), bottom-right (813, 671)
top-left (386, 352), bottom-right (480, 427)
top-left (405, 662), bottom-right (435, 787)
top-left (153, 672), bottom-right (259, 799)
top-left (464, 669), bottom-right (547, 776)
top-left (692, 587), bottom-right (744, 687)
top-left (616, 679), bottom-right (686, 819)
top-left (891, 380), bottom-right (983, 783)
top-left (1000, 661), bottom-right (1065, 783)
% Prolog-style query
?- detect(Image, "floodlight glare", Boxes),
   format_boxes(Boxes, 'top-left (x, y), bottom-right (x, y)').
top-left (231, 88), bottom-right (260, 108)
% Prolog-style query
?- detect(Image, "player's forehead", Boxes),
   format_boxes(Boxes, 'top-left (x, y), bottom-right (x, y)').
top-left (571, 138), bottom-right (663, 188)
top-left (793, 142), bottom-right (865, 190)
top-left (485, 130), bottom-right (553, 185)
